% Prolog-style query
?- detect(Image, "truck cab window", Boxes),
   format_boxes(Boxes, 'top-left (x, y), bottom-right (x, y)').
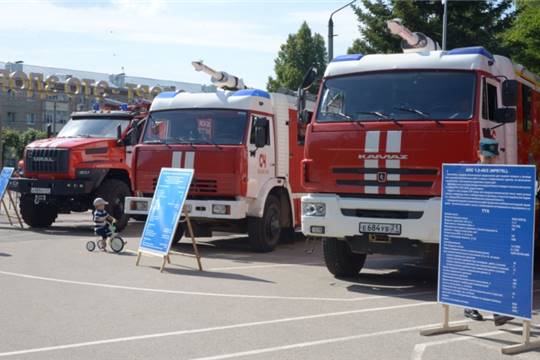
top-left (482, 79), bottom-right (498, 121)
top-left (249, 116), bottom-right (270, 146)
top-left (522, 84), bottom-right (532, 132)
top-left (297, 111), bottom-right (312, 145)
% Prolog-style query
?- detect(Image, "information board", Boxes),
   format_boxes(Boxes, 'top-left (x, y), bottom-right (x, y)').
top-left (439, 164), bottom-right (536, 319)
top-left (139, 168), bottom-right (193, 256)
top-left (0, 167), bottom-right (14, 199)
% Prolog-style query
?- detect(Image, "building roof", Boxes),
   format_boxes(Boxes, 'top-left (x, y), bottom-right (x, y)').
top-left (0, 61), bottom-right (204, 93)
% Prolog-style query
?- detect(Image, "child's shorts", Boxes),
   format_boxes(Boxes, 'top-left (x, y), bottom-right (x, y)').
top-left (95, 227), bottom-right (112, 239)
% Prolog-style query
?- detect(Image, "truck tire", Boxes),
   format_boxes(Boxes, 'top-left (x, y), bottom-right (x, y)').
top-left (172, 223), bottom-right (185, 244)
top-left (20, 195), bottom-right (58, 228)
top-left (248, 195), bottom-right (281, 252)
top-left (323, 237), bottom-right (367, 277)
top-left (96, 179), bottom-right (131, 231)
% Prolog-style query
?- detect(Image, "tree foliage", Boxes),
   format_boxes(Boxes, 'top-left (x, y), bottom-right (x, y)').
top-left (1, 128), bottom-right (47, 159)
top-left (503, 0), bottom-right (540, 74)
top-left (267, 22), bottom-right (327, 94)
top-left (348, 0), bottom-right (515, 56)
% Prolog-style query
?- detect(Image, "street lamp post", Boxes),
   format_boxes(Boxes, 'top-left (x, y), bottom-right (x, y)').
top-left (328, 0), bottom-right (356, 62)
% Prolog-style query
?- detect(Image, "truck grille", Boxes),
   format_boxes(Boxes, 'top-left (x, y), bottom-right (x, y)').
top-left (152, 178), bottom-right (218, 193)
top-left (25, 148), bottom-right (69, 173)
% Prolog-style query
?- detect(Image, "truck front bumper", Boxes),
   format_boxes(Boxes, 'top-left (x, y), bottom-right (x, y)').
top-left (125, 196), bottom-right (248, 220)
top-left (301, 194), bottom-right (441, 244)
top-left (8, 178), bottom-right (94, 196)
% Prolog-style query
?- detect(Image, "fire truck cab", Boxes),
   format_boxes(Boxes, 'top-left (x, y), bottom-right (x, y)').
top-left (126, 62), bottom-right (313, 252)
top-left (301, 22), bottom-right (539, 276)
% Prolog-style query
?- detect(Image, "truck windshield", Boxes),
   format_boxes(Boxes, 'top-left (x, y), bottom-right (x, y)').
top-left (143, 109), bottom-right (248, 145)
top-left (57, 118), bottom-right (130, 138)
top-left (317, 71), bottom-right (476, 122)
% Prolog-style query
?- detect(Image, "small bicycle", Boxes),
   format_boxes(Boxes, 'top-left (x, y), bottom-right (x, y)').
top-left (86, 222), bottom-right (126, 253)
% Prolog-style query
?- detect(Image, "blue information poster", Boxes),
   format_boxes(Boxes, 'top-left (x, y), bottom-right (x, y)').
top-left (139, 168), bottom-right (194, 256)
top-left (439, 164), bottom-right (536, 319)
top-left (0, 167), bottom-right (15, 199)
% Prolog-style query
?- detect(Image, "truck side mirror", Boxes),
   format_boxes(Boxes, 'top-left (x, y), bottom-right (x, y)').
top-left (494, 108), bottom-right (516, 124)
top-left (296, 67), bottom-right (317, 123)
top-left (502, 79), bottom-right (518, 107)
top-left (254, 117), bottom-right (268, 148)
top-left (300, 67), bottom-right (317, 90)
top-left (46, 123), bottom-right (52, 138)
top-left (298, 109), bottom-right (311, 125)
top-left (116, 124), bottom-right (123, 145)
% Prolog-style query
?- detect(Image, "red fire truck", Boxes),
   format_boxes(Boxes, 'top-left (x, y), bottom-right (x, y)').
top-left (126, 61), bottom-right (313, 252)
top-left (300, 20), bottom-right (539, 276)
top-left (9, 102), bottom-right (148, 229)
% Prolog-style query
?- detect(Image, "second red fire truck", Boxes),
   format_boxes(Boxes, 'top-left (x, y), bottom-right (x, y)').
top-left (300, 20), bottom-right (540, 276)
top-left (126, 62), bottom-right (314, 251)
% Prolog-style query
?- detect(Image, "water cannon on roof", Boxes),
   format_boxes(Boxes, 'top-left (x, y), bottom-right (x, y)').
top-left (387, 19), bottom-right (440, 53)
top-left (192, 60), bottom-right (247, 91)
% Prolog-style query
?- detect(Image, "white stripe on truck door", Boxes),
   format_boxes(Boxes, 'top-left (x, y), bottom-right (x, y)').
top-left (172, 151), bottom-right (183, 168)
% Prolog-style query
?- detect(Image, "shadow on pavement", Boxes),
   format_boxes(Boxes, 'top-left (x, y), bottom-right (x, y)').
top-left (149, 264), bottom-right (275, 283)
top-left (0, 252), bottom-right (11, 257)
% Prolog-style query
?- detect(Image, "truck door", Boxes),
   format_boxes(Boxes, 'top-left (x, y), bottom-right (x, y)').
top-left (518, 83), bottom-right (535, 165)
top-left (480, 77), bottom-right (510, 163)
top-left (246, 115), bottom-right (275, 198)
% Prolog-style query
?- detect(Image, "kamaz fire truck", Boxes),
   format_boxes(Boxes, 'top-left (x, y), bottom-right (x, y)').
top-left (9, 101), bottom-right (148, 229)
top-left (300, 20), bottom-right (539, 276)
top-left (125, 61), bottom-right (314, 252)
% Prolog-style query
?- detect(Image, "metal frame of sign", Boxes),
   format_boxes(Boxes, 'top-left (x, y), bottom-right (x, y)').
top-left (135, 167), bottom-right (202, 272)
top-left (420, 164), bottom-right (539, 355)
top-left (0, 167), bottom-right (23, 228)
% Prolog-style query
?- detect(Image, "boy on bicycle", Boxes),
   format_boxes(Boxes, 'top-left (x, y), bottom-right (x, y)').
top-left (93, 198), bottom-right (116, 242)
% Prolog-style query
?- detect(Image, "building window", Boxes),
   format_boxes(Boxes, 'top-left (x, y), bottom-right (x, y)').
top-left (7, 112), bottom-right (16, 122)
top-left (26, 113), bottom-right (35, 125)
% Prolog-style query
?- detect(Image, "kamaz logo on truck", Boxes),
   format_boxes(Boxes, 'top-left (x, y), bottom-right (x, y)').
top-left (32, 157), bottom-right (55, 162)
top-left (358, 154), bottom-right (408, 160)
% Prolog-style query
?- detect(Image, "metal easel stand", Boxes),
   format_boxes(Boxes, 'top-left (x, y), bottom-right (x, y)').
top-left (501, 320), bottom-right (540, 355)
top-left (0, 190), bottom-right (23, 229)
top-left (136, 210), bottom-right (203, 273)
top-left (420, 304), bottom-right (469, 336)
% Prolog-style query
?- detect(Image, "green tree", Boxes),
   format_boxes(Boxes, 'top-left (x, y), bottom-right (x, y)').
top-left (348, 0), bottom-right (515, 56)
top-left (503, 0), bottom-right (540, 74)
top-left (267, 22), bottom-right (327, 94)
top-left (20, 129), bottom-right (46, 157)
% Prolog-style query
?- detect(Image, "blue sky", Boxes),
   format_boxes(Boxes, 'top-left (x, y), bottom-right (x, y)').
top-left (0, 0), bottom-right (360, 89)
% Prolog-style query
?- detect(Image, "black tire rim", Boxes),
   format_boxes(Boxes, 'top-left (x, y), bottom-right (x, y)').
top-left (110, 236), bottom-right (124, 253)
top-left (265, 205), bottom-right (281, 242)
top-left (86, 241), bottom-right (96, 252)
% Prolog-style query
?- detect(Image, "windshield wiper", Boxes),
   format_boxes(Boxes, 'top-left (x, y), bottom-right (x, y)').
top-left (354, 111), bottom-right (402, 127)
top-left (393, 106), bottom-right (429, 118)
top-left (143, 139), bottom-right (165, 144)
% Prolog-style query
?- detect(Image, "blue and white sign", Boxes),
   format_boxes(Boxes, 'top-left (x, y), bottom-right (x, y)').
top-left (439, 164), bottom-right (536, 319)
top-left (0, 167), bottom-right (14, 199)
top-left (139, 168), bottom-right (194, 255)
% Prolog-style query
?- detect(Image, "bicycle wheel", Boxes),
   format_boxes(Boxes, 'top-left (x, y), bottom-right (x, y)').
top-left (97, 239), bottom-right (107, 251)
top-left (110, 235), bottom-right (125, 253)
top-left (86, 241), bottom-right (96, 252)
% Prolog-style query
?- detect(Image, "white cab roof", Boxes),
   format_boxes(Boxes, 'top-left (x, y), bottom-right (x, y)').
top-left (150, 89), bottom-right (274, 114)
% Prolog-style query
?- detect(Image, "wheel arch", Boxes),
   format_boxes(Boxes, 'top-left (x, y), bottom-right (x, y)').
top-left (247, 178), bottom-right (294, 227)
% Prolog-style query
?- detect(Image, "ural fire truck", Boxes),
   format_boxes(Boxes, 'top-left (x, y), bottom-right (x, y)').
top-left (301, 20), bottom-right (540, 276)
top-left (126, 61), bottom-right (313, 252)
top-left (9, 101), bottom-right (148, 229)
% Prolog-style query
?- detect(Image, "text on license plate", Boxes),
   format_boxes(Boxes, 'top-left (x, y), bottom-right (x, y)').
top-left (31, 187), bottom-right (51, 194)
top-left (359, 222), bottom-right (401, 235)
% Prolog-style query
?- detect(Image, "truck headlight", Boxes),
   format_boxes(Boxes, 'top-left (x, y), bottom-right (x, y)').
top-left (302, 202), bottom-right (326, 217)
top-left (130, 201), bottom-right (148, 212)
top-left (212, 204), bottom-right (230, 215)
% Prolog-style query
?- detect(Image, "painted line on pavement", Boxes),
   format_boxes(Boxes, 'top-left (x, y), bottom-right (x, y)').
top-left (207, 262), bottom-right (324, 271)
top-left (0, 270), bottom-right (435, 302)
top-left (190, 321), bottom-right (470, 360)
top-left (0, 301), bottom-right (434, 358)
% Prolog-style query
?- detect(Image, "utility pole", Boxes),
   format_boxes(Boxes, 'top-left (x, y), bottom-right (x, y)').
top-left (442, 0), bottom-right (448, 50)
top-left (328, 0), bottom-right (356, 62)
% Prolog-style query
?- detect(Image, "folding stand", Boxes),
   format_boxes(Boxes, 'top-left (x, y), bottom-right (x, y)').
top-left (420, 304), bottom-right (469, 336)
top-left (136, 209), bottom-right (203, 272)
top-left (0, 190), bottom-right (23, 228)
top-left (501, 320), bottom-right (540, 355)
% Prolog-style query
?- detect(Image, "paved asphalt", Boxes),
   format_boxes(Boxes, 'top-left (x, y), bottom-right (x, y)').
top-left (0, 211), bottom-right (539, 360)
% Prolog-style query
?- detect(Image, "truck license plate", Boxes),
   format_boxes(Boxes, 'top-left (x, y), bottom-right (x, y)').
top-left (359, 222), bottom-right (401, 235)
top-left (31, 187), bottom-right (51, 195)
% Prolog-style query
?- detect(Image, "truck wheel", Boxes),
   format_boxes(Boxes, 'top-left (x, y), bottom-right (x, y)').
top-left (172, 223), bottom-right (185, 244)
top-left (248, 195), bottom-right (281, 252)
top-left (20, 195), bottom-right (58, 228)
top-left (96, 179), bottom-right (131, 231)
top-left (323, 238), bottom-right (367, 277)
